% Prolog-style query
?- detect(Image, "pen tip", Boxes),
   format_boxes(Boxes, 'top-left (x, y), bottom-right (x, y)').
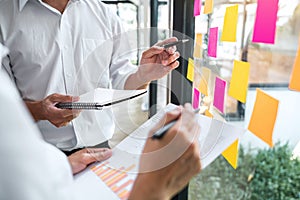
top-left (182, 39), bottom-right (189, 43)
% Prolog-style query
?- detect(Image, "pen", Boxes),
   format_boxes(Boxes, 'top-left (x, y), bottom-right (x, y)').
top-left (162, 39), bottom-right (189, 49)
top-left (151, 108), bottom-right (200, 140)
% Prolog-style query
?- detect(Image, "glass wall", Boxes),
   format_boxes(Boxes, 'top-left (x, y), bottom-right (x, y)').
top-left (190, 0), bottom-right (300, 199)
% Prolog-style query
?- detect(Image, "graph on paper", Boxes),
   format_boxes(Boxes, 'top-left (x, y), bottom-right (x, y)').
top-left (90, 160), bottom-right (137, 200)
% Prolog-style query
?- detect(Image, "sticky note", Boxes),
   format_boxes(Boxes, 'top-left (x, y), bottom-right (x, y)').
top-left (193, 88), bottom-right (200, 109)
top-left (228, 60), bottom-right (250, 103)
top-left (222, 140), bottom-right (239, 169)
top-left (187, 58), bottom-right (194, 82)
top-left (193, 33), bottom-right (202, 58)
top-left (204, 0), bottom-right (213, 14)
top-left (199, 67), bottom-right (211, 96)
top-left (213, 77), bottom-right (226, 113)
top-left (194, 0), bottom-right (201, 16)
top-left (248, 89), bottom-right (279, 147)
top-left (208, 27), bottom-right (218, 58)
top-left (252, 0), bottom-right (279, 44)
top-left (289, 35), bottom-right (300, 91)
top-left (205, 109), bottom-right (213, 118)
top-left (221, 5), bottom-right (239, 42)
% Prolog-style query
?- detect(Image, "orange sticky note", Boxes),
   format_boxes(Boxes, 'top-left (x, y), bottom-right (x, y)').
top-left (205, 109), bottom-right (213, 118)
top-left (187, 58), bottom-right (194, 82)
top-left (289, 35), bottom-right (300, 91)
top-left (193, 33), bottom-right (202, 58)
top-left (228, 60), bottom-right (250, 103)
top-left (204, 0), bottom-right (214, 14)
top-left (221, 5), bottom-right (239, 42)
top-left (248, 89), bottom-right (279, 147)
top-left (222, 140), bottom-right (239, 169)
top-left (199, 67), bottom-right (211, 96)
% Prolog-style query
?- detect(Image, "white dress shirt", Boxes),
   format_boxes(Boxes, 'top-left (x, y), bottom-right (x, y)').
top-left (0, 44), bottom-right (74, 200)
top-left (0, 0), bottom-right (137, 150)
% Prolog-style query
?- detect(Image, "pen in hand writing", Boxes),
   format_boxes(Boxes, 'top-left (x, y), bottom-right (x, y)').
top-left (151, 108), bottom-right (200, 140)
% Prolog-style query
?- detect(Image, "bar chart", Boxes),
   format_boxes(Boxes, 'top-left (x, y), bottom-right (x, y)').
top-left (90, 159), bottom-right (137, 200)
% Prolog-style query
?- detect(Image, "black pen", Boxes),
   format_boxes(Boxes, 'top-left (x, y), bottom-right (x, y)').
top-left (152, 108), bottom-right (200, 140)
top-left (162, 39), bottom-right (189, 49)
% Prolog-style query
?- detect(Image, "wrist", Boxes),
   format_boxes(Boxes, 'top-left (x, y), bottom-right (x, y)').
top-left (135, 70), bottom-right (151, 88)
top-left (24, 100), bottom-right (45, 121)
top-left (125, 70), bottom-right (150, 90)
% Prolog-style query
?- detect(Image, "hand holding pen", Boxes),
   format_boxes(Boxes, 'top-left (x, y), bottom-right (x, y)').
top-left (152, 105), bottom-right (200, 140)
top-left (138, 103), bottom-right (201, 172)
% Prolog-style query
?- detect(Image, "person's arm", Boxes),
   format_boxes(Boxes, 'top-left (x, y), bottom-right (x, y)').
top-left (129, 104), bottom-right (201, 200)
top-left (124, 37), bottom-right (181, 90)
top-left (68, 148), bottom-right (112, 174)
top-left (25, 93), bottom-right (81, 127)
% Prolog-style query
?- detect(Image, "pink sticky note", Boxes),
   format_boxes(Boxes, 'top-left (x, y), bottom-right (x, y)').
top-left (208, 27), bottom-right (218, 57)
top-left (252, 0), bottom-right (279, 44)
top-left (194, 0), bottom-right (202, 16)
top-left (193, 88), bottom-right (200, 109)
top-left (213, 77), bottom-right (226, 113)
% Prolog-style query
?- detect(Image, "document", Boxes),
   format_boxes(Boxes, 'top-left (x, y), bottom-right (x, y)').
top-left (73, 104), bottom-right (245, 199)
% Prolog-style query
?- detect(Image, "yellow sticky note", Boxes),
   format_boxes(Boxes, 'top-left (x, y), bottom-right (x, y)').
top-left (289, 35), bottom-right (300, 91)
top-left (222, 140), bottom-right (239, 169)
top-left (204, 0), bottom-right (214, 14)
top-left (248, 89), bottom-right (279, 147)
top-left (228, 60), bottom-right (250, 103)
top-left (199, 67), bottom-right (211, 96)
top-left (193, 34), bottom-right (202, 58)
top-left (205, 109), bottom-right (213, 118)
top-left (221, 5), bottom-right (239, 42)
top-left (187, 58), bottom-right (194, 82)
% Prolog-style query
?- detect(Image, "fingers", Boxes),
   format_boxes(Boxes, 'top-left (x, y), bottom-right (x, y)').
top-left (142, 37), bottom-right (179, 59)
top-left (49, 93), bottom-right (80, 103)
top-left (42, 93), bottom-right (81, 127)
top-left (149, 107), bottom-right (182, 136)
top-left (164, 107), bottom-right (182, 124)
top-left (83, 148), bottom-right (112, 164)
top-left (161, 52), bottom-right (180, 66)
top-left (142, 46), bottom-right (164, 59)
top-left (163, 61), bottom-right (179, 73)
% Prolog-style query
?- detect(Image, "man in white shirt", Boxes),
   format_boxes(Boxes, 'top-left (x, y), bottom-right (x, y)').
top-left (0, 43), bottom-right (201, 200)
top-left (0, 0), bottom-right (180, 151)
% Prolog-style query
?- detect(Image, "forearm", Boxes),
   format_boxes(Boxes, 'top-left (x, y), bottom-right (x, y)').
top-left (124, 71), bottom-right (150, 90)
top-left (24, 100), bottom-right (45, 121)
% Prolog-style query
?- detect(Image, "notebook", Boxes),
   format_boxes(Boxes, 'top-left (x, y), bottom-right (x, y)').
top-left (56, 88), bottom-right (147, 110)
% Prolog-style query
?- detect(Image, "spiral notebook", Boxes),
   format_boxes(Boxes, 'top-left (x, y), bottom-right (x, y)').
top-left (56, 88), bottom-right (147, 110)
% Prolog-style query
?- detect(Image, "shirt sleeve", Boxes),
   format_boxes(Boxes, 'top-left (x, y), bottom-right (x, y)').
top-left (0, 71), bottom-right (74, 200)
top-left (107, 8), bottom-right (138, 90)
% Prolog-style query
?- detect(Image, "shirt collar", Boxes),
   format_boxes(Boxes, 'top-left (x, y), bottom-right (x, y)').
top-left (19, 0), bottom-right (81, 11)
top-left (19, 0), bottom-right (29, 11)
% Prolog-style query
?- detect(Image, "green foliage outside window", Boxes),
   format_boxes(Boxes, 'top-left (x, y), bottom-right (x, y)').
top-left (189, 143), bottom-right (300, 200)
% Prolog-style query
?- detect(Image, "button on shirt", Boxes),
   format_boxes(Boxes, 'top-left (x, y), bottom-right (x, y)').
top-left (0, 0), bottom-right (137, 150)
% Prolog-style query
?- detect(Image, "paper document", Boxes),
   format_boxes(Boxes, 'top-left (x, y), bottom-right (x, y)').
top-left (74, 104), bottom-right (245, 198)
